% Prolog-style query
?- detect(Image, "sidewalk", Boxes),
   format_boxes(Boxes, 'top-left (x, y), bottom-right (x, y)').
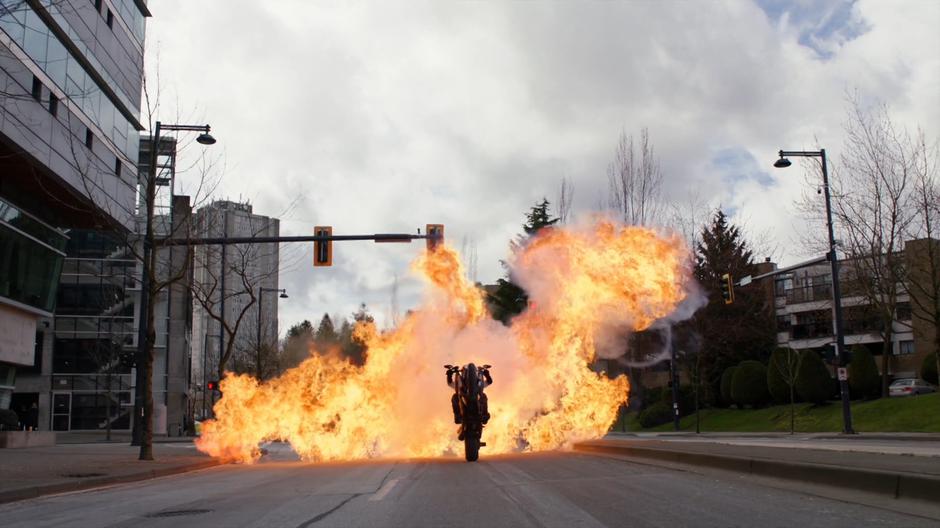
top-left (574, 434), bottom-right (940, 504)
top-left (0, 441), bottom-right (221, 504)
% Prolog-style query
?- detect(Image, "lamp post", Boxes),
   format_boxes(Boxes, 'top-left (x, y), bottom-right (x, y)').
top-left (133, 122), bottom-right (216, 459)
top-left (774, 149), bottom-right (855, 434)
top-left (257, 287), bottom-right (287, 379)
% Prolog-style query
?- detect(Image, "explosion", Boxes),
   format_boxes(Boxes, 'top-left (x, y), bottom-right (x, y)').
top-left (196, 218), bottom-right (697, 463)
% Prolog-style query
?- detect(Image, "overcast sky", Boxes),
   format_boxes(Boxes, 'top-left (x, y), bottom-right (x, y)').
top-left (146, 0), bottom-right (940, 333)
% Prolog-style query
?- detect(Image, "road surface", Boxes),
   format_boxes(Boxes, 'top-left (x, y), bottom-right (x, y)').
top-left (0, 443), bottom-right (932, 527)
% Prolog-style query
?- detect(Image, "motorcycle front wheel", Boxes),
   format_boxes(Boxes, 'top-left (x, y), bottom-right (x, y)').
top-left (464, 435), bottom-right (480, 462)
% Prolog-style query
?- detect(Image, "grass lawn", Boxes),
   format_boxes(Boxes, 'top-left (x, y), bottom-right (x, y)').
top-left (613, 393), bottom-right (940, 433)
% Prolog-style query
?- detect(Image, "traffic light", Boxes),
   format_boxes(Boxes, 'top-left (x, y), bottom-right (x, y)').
top-left (206, 380), bottom-right (219, 391)
top-left (719, 273), bottom-right (735, 304)
top-left (314, 226), bottom-right (332, 267)
top-left (426, 224), bottom-right (444, 252)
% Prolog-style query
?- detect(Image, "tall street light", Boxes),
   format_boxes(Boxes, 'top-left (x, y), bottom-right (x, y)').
top-left (774, 149), bottom-right (855, 434)
top-left (133, 122), bottom-right (216, 460)
top-left (257, 287), bottom-right (288, 379)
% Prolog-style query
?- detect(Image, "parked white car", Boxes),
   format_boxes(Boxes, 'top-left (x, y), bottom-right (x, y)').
top-left (888, 378), bottom-right (936, 397)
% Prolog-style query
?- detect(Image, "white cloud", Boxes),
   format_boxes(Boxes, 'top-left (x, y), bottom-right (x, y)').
top-left (146, 0), bottom-right (940, 332)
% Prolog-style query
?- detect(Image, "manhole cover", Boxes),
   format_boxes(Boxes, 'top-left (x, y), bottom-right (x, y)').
top-left (61, 473), bottom-right (106, 478)
top-left (145, 509), bottom-right (213, 518)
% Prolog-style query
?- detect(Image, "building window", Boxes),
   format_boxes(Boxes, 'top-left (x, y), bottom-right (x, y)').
top-left (85, 128), bottom-right (93, 149)
top-left (31, 76), bottom-right (42, 101)
top-left (48, 94), bottom-right (58, 116)
top-left (94, 0), bottom-right (102, 12)
top-left (896, 302), bottom-right (912, 321)
top-left (114, 158), bottom-right (122, 177)
top-left (106, 9), bottom-right (113, 28)
top-left (899, 340), bottom-right (915, 355)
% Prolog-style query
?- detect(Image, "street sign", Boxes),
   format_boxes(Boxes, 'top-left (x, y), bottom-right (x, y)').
top-left (837, 367), bottom-right (848, 381)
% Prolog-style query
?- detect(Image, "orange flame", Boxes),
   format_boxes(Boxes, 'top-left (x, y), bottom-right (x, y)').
top-left (195, 218), bottom-right (695, 463)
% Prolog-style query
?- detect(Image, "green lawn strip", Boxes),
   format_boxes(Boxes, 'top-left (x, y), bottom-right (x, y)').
top-left (614, 393), bottom-right (940, 433)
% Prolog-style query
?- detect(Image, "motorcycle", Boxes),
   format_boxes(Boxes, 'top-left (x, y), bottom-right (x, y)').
top-left (444, 363), bottom-right (491, 462)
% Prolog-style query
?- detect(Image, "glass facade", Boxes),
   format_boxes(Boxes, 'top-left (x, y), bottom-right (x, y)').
top-left (0, 198), bottom-right (67, 313)
top-left (50, 229), bottom-right (137, 431)
top-left (109, 0), bottom-right (145, 44)
top-left (0, 3), bottom-right (141, 164)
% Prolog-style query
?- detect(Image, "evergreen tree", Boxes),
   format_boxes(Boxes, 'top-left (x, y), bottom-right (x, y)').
top-left (287, 319), bottom-right (313, 339)
top-left (340, 303), bottom-right (374, 365)
top-left (796, 350), bottom-right (831, 405)
top-left (281, 319), bottom-right (315, 370)
top-left (847, 345), bottom-right (881, 400)
top-left (693, 209), bottom-right (775, 406)
top-left (488, 198), bottom-right (559, 324)
top-left (315, 313), bottom-right (337, 346)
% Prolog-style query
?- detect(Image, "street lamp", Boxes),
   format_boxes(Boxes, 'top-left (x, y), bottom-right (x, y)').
top-left (774, 148), bottom-right (855, 434)
top-left (133, 122), bottom-right (216, 457)
top-left (257, 287), bottom-right (287, 379)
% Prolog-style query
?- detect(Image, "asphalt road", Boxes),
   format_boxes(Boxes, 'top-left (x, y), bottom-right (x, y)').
top-left (0, 444), bottom-right (933, 528)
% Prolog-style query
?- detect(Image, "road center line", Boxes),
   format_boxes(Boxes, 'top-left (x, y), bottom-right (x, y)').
top-left (369, 478), bottom-right (401, 502)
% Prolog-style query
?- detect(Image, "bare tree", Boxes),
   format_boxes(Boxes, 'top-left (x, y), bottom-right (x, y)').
top-left (460, 236), bottom-right (478, 284)
top-left (54, 69), bottom-right (221, 459)
top-left (556, 176), bottom-right (574, 224)
top-left (669, 189), bottom-right (711, 253)
top-left (904, 132), bottom-right (940, 384)
top-left (770, 347), bottom-right (803, 434)
top-left (189, 209), bottom-right (281, 380)
top-left (827, 98), bottom-right (918, 396)
top-left (607, 127), bottom-right (664, 227)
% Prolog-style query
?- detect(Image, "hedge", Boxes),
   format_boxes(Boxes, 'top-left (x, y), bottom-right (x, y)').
top-left (848, 345), bottom-right (880, 400)
top-left (796, 350), bottom-right (831, 405)
top-left (731, 360), bottom-right (770, 407)
top-left (637, 401), bottom-right (673, 428)
top-left (767, 348), bottom-right (797, 404)
top-left (720, 366), bottom-right (738, 407)
top-left (922, 352), bottom-right (938, 385)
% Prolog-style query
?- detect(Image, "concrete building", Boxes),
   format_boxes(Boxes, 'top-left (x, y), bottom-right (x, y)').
top-left (190, 200), bottom-right (280, 419)
top-left (0, 1), bottom-right (148, 416)
top-left (761, 239), bottom-right (939, 381)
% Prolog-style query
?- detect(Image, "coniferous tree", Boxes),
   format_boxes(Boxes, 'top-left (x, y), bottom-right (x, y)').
top-left (693, 209), bottom-right (776, 405)
top-left (315, 314), bottom-right (338, 347)
top-left (488, 198), bottom-right (559, 324)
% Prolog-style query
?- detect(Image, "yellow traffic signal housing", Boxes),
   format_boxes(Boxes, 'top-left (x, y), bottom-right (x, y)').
top-left (720, 273), bottom-right (735, 304)
top-left (314, 226), bottom-right (332, 267)
top-left (426, 224), bottom-right (444, 252)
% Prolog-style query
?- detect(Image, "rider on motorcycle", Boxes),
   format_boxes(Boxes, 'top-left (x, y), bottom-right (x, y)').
top-left (447, 365), bottom-right (492, 425)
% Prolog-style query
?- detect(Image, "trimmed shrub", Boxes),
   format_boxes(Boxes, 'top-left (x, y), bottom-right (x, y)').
top-left (637, 401), bottom-right (673, 428)
top-left (720, 366), bottom-right (738, 407)
top-left (654, 384), bottom-right (696, 416)
top-left (767, 348), bottom-right (793, 404)
top-left (922, 352), bottom-right (938, 385)
top-left (848, 345), bottom-right (880, 400)
top-left (731, 360), bottom-right (770, 407)
top-left (796, 350), bottom-right (831, 405)
top-left (0, 408), bottom-right (18, 431)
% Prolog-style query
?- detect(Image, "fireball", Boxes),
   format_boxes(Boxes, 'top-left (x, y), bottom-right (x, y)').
top-left (195, 218), bottom-right (695, 463)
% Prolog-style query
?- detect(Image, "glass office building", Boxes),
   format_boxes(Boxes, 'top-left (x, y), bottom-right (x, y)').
top-left (0, 0), bottom-right (148, 425)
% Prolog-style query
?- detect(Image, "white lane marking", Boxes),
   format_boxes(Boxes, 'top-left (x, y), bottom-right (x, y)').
top-left (369, 478), bottom-right (401, 502)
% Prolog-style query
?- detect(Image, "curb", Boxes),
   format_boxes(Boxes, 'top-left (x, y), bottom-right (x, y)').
top-left (0, 459), bottom-right (223, 505)
top-left (574, 441), bottom-right (940, 503)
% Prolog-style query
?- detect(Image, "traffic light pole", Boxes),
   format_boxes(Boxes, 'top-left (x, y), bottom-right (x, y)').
top-left (156, 233), bottom-right (439, 246)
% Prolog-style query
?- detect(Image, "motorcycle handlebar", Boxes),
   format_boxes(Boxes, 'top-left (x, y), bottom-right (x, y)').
top-left (443, 364), bottom-right (493, 371)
